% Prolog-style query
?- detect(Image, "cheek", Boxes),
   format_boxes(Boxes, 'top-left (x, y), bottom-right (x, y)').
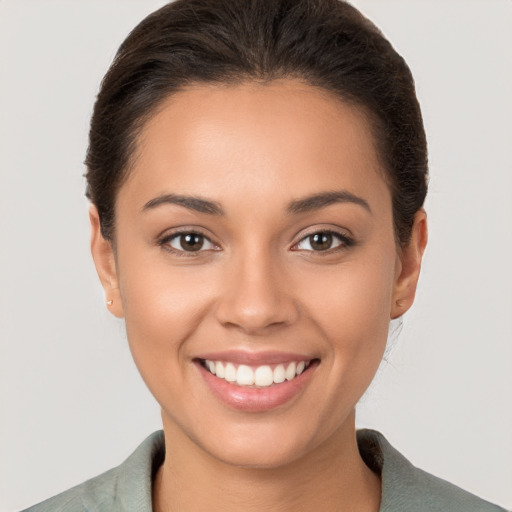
top-left (298, 251), bottom-right (397, 388)
top-left (303, 257), bottom-right (396, 341)
top-left (115, 244), bottom-right (217, 379)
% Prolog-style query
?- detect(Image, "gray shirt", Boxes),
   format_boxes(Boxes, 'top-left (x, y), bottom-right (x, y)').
top-left (22, 429), bottom-right (507, 511)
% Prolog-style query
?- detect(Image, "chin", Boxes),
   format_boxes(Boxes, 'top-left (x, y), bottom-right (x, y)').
top-left (187, 414), bottom-right (331, 470)
top-left (208, 436), bottom-right (310, 469)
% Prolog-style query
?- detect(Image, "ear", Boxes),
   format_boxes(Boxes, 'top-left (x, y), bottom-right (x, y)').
top-left (391, 208), bottom-right (428, 319)
top-left (89, 205), bottom-right (124, 318)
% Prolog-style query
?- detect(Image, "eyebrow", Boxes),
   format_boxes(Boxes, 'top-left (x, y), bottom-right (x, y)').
top-left (142, 194), bottom-right (224, 215)
top-left (286, 190), bottom-right (372, 215)
top-left (141, 189), bottom-right (371, 217)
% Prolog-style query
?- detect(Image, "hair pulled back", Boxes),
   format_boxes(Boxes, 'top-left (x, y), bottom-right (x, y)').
top-left (85, 0), bottom-right (428, 245)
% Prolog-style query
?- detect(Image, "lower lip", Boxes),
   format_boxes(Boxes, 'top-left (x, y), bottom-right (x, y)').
top-left (196, 361), bottom-right (318, 412)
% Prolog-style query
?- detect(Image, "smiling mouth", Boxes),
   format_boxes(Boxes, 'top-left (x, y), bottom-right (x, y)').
top-left (198, 359), bottom-right (319, 388)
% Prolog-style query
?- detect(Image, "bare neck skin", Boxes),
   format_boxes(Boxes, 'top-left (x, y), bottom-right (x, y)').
top-left (152, 409), bottom-right (381, 512)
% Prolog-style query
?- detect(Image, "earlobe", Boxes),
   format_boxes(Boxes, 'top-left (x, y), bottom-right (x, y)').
top-left (89, 205), bottom-right (124, 318)
top-left (391, 209), bottom-right (428, 319)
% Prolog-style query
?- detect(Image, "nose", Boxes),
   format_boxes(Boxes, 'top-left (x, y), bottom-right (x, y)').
top-left (214, 248), bottom-right (299, 335)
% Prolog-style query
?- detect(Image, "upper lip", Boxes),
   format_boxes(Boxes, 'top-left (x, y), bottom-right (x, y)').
top-left (194, 350), bottom-right (316, 366)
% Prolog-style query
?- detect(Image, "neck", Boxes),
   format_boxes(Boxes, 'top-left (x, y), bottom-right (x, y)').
top-left (152, 410), bottom-right (381, 512)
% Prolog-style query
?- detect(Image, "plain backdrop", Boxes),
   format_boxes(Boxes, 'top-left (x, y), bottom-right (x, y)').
top-left (1, 0), bottom-right (511, 510)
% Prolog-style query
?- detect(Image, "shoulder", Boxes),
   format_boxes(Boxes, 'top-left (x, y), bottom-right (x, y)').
top-left (21, 431), bottom-right (165, 512)
top-left (357, 429), bottom-right (508, 512)
top-left (20, 465), bottom-right (120, 512)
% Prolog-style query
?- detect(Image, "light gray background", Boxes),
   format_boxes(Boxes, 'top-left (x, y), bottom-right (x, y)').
top-left (1, 1), bottom-right (511, 510)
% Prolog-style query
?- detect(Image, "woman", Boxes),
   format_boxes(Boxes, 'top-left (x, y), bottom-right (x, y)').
top-left (16, 0), bottom-right (509, 510)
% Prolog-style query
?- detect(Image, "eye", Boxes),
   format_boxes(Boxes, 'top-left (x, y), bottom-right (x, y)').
top-left (166, 232), bottom-right (217, 252)
top-left (295, 231), bottom-right (350, 252)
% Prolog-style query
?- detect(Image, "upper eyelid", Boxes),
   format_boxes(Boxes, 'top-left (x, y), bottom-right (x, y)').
top-left (158, 229), bottom-right (220, 252)
top-left (300, 228), bottom-right (350, 238)
top-left (290, 229), bottom-right (354, 253)
top-left (159, 226), bottom-right (217, 242)
top-left (293, 227), bottom-right (353, 243)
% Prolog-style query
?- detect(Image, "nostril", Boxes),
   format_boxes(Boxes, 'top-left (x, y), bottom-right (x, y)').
top-left (215, 292), bottom-right (300, 334)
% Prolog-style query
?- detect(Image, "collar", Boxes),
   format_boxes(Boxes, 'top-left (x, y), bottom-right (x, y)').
top-left (109, 429), bottom-right (504, 512)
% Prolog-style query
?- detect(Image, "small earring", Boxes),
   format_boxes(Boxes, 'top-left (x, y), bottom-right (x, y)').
top-left (106, 299), bottom-right (113, 306)
top-left (396, 299), bottom-right (404, 308)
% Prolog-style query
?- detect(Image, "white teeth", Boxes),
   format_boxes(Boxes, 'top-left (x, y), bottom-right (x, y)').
top-left (225, 363), bottom-right (237, 382)
top-left (273, 364), bottom-right (286, 384)
top-left (285, 362), bottom-right (296, 380)
top-left (215, 361), bottom-right (225, 378)
top-left (203, 359), bottom-right (313, 387)
top-left (254, 365), bottom-right (274, 386)
top-left (236, 365), bottom-right (254, 386)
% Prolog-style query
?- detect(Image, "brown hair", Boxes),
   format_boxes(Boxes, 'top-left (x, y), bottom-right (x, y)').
top-left (85, 0), bottom-right (428, 244)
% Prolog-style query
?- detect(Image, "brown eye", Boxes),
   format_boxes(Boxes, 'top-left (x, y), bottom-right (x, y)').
top-left (168, 232), bottom-right (215, 252)
top-left (309, 233), bottom-right (333, 251)
top-left (296, 231), bottom-right (347, 252)
top-left (180, 233), bottom-right (204, 251)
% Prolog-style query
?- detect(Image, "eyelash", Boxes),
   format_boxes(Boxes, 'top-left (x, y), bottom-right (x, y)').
top-left (158, 229), bottom-right (219, 258)
top-left (292, 230), bottom-right (354, 254)
top-left (157, 228), bottom-right (354, 257)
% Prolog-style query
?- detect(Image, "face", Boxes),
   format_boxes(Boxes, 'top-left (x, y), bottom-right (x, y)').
top-left (91, 79), bottom-right (426, 468)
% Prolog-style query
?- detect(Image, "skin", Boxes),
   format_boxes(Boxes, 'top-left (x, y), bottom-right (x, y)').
top-left (90, 79), bottom-right (427, 511)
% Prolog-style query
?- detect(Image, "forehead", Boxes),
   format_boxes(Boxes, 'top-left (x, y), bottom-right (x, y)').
top-left (120, 79), bottom-right (390, 213)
